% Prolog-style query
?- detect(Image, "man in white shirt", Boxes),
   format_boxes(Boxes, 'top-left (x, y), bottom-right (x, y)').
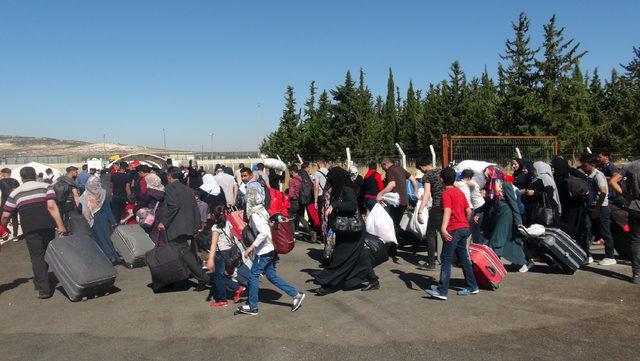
top-left (455, 169), bottom-right (486, 243)
top-left (214, 167), bottom-right (238, 208)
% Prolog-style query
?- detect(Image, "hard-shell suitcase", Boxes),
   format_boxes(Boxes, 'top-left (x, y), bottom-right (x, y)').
top-left (363, 233), bottom-right (389, 267)
top-left (535, 228), bottom-right (587, 274)
top-left (45, 235), bottom-right (117, 301)
top-left (469, 244), bottom-right (506, 290)
top-left (272, 221), bottom-right (295, 254)
top-left (111, 224), bottom-right (156, 268)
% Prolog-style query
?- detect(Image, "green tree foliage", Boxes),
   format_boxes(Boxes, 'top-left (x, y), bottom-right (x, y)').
top-left (262, 14), bottom-right (640, 161)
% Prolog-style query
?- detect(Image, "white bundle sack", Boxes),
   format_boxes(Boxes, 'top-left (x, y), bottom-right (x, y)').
top-left (263, 158), bottom-right (286, 172)
top-left (454, 160), bottom-right (495, 190)
top-left (407, 200), bottom-right (429, 239)
top-left (366, 203), bottom-right (397, 244)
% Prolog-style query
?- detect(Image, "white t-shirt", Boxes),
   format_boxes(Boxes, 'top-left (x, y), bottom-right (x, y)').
top-left (212, 222), bottom-right (234, 251)
top-left (214, 172), bottom-right (236, 205)
top-left (312, 168), bottom-right (329, 196)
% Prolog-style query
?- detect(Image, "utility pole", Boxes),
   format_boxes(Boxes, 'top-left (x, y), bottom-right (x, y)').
top-left (257, 102), bottom-right (261, 158)
top-left (103, 133), bottom-right (106, 164)
top-left (209, 133), bottom-right (214, 161)
top-left (163, 128), bottom-right (167, 151)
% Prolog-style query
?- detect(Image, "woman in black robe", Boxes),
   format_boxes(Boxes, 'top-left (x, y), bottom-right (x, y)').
top-left (312, 167), bottom-right (379, 295)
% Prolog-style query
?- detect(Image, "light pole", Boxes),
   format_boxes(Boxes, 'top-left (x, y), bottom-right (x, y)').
top-left (103, 133), bottom-right (106, 163)
top-left (256, 103), bottom-right (261, 158)
top-left (209, 133), bottom-right (214, 161)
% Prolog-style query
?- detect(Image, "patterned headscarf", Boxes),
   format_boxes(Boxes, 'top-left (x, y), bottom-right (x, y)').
top-left (81, 175), bottom-right (106, 225)
top-left (483, 165), bottom-right (505, 201)
top-left (145, 173), bottom-right (164, 192)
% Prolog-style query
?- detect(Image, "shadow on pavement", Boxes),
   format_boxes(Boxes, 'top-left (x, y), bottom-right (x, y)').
top-left (259, 288), bottom-right (291, 307)
top-left (0, 277), bottom-right (32, 295)
top-left (390, 269), bottom-right (435, 291)
top-left (147, 279), bottom-right (198, 293)
top-left (579, 265), bottom-right (630, 282)
top-left (55, 285), bottom-right (122, 301)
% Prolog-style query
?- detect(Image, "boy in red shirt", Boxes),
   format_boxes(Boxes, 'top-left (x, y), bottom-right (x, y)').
top-left (425, 167), bottom-right (478, 300)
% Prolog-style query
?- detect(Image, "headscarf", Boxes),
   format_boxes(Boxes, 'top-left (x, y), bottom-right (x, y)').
top-left (145, 173), bottom-right (164, 192)
top-left (533, 161), bottom-right (562, 214)
top-left (327, 167), bottom-right (355, 203)
top-left (483, 165), bottom-right (505, 201)
top-left (199, 174), bottom-right (221, 196)
top-left (513, 159), bottom-right (534, 189)
top-left (81, 175), bottom-right (106, 226)
top-left (550, 156), bottom-right (570, 183)
top-left (349, 165), bottom-right (359, 182)
top-left (245, 185), bottom-right (270, 221)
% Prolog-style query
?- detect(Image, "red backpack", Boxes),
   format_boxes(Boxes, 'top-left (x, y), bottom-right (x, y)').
top-left (268, 188), bottom-right (289, 218)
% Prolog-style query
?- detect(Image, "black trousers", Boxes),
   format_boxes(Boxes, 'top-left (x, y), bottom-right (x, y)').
top-left (290, 200), bottom-right (310, 234)
top-left (426, 206), bottom-right (443, 262)
top-left (169, 236), bottom-right (210, 285)
top-left (111, 196), bottom-right (127, 223)
top-left (24, 229), bottom-right (56, 293)
top-left (629, 210), bottom-right (640, 276)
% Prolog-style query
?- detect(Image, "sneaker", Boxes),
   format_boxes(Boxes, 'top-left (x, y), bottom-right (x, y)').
top-left (291, 292), bottom-right (306, 312)
top-left (586, 257), bottom-right (594, 265)
top-left (417, 261), bottom-right (436, 271)
top-left (236, 305), bottom-right (258, 316)
top-left (598, 258), bottom-right (617, 266)
top-left (233, 286), bottom-right (246, 303)
top-left (425, 289), bottom-right (447, 300)
top-left (632, 275), bottom-right (640, 285)
top-left (210, 301), bottom-right (228, 307)
top-left (361, 281), bottom-right (380, 292)
top-left (457, 288), bottom-right (480, 296)
top-left (519, 261), bottom-right (535, 273)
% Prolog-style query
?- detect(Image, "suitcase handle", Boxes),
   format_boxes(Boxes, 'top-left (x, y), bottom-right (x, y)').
top-left (485, 265), bottom-right (496, 276)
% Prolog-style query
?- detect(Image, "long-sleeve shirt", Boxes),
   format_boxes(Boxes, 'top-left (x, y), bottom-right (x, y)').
top-left (250, 211), bottom-right (274, 256)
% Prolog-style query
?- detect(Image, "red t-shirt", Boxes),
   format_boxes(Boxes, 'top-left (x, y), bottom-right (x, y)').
top-left (441, 186), bottom-right (470, 231)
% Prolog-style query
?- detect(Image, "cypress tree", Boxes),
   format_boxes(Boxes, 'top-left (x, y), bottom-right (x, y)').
top-left (382, 68), bottom-right (397, 153)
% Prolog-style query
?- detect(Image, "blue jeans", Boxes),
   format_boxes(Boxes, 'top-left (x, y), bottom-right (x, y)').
top-left (214, 252), bottom-right (240, 302)
top-left (248, 251), bottom-right (298, 310)
top-left (437, 227), bottom-right (478, 296)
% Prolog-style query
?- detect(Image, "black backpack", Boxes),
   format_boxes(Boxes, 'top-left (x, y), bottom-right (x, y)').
top-left (53, 181), bottom-right (71, 205)
top-left (298, 170), bottom-right (313, 206)
top-left (566, 175), bottom-right (589, 200)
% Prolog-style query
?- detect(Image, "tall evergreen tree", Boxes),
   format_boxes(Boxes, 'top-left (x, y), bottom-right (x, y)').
top-left (497, 12), bottom-right (540, 134)
top-left (329, 71), bottom-right (358, 160)
top-left (399, 80), bottom-right (420, 149)
top-left (381, 68), bottom-right (398, 153)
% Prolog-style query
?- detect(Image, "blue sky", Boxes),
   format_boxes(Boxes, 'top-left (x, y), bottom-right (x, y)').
top-left (0, 0), bottom-right (638, 151)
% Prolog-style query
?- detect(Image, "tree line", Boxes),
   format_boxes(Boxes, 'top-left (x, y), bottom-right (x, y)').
top-left (260, 13), bottom-right (640, 163)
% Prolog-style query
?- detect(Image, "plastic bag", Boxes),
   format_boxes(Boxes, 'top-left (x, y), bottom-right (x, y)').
top-left (263, 158), bottom-right (286, 172)
top-left (366, 203), bottom-right (397, 244)
top-left (382, 192), bottom-right (400, 207)
top-left (407, 200), bottom-right (429, 239)
top-left (454, 160), bottom-right (495, 190)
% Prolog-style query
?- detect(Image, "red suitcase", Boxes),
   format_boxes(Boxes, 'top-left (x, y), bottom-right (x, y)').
top-left (469, 244), bottom-right (507, 290)
top-left (227, 210), bottom-right (246, 241)
top-left (271, 221), bottom-right (295, 254)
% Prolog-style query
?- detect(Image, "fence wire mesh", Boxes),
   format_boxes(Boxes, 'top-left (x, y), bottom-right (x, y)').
top-left (447, 136), bottom-right (558, 166)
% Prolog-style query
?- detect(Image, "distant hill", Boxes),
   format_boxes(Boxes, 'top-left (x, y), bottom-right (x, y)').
top-left (0, 135), bottom-right (170, 156)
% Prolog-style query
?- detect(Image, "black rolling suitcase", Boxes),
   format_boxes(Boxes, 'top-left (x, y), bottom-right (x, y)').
top-left (145, 245), bottom-right (190, 290)
top-left (532, 227), bottom-right (587, 274)
top-left (363, 233), bottom-right (389, 267)
top-left (45, 235), bottom-right (117, 301)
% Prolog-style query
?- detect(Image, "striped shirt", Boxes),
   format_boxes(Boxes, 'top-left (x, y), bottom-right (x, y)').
top-left (3, 181), bottom-right (56, 234)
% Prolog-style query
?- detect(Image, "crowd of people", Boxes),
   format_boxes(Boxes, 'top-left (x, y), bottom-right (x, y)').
top-left (0, 150), bottom-right (638, 311)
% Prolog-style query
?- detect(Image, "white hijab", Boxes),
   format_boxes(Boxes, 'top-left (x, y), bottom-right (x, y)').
top-left (533, 161), bottom-right (561, 215)
top-left (200, 174), bottom-right (221, 196)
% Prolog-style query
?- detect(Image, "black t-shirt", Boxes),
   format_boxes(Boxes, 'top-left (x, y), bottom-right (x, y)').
top-left (111, 172), bottom-right (131, 198)
top-left (0, 178), bottom-right (20, 205)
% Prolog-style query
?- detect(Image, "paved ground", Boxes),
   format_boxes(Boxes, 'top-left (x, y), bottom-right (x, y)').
top-left (1, 239), bottom-right (639, 361)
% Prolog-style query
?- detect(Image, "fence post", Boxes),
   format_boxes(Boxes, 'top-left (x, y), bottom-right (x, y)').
top-left (441, 134), bottom-right (449, 168)
top-left (429, 145), bottom-right (436, 168)
top-left (346, 148), bottom-right (352, 169)
top-left (395, 143), bottom-right (406, 169)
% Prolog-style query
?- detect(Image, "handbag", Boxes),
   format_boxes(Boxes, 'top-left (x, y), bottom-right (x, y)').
top-left (531, 193), bottom-right (555, 226)
top-left (219, 228), bottom-right (242, 269)
top-left (329, 189), bottom-right (364, 234)
top-left (136, 201), bottom-right (159, 229)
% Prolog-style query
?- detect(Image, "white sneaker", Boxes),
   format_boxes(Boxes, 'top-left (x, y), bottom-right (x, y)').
top-left (598, 258), bottom-right (617, 266)
top-left (518, 264), bottom-right (529, 273)
top-left (586, 257), bottom-right (594, 265)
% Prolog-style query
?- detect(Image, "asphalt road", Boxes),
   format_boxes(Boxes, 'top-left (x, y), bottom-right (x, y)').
top-left (1, 239), bottom-right (639, 361)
